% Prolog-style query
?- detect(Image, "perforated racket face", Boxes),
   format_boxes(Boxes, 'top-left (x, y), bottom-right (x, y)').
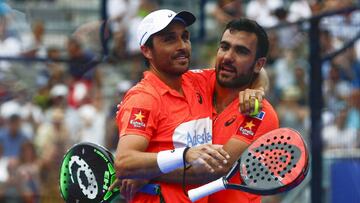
top-left (239, 128), bottom-right (308, 194)
top-left (59, 143), bottom-right (117, 203)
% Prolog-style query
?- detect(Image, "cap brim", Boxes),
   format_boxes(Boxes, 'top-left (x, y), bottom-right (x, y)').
top-left (173, 11), bottom-right (196, 27)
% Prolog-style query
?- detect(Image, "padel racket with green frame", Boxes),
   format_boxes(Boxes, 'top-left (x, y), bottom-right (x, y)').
top-left (188, 128), bottom-right (309, 202)
top-left (59, 142), bottom-right (162, 203)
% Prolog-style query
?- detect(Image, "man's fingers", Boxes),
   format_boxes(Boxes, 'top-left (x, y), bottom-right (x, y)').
top-left (239, 91), bottom-right (245, 113)
top-left (108, 178), bottom-right (121, 191)
top-left (202, 145), bottom-right (229, 164)
top-left (255, 91), bottom-right (264, 102)
top-left (238, 89), bottom-right (264, 115)
top-left (125, 181), bottom-right (133, 202)
top-left (187, 144), bottom-right (231, 172)
top-left (211, 144), bottom-right (230, 160)
top-left (192, 157), bottom-right (215, 173)
top-left (119, 179), bottom-right (127, 196)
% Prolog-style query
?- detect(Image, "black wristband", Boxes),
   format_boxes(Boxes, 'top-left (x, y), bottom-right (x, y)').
top-left (182, 147), bottom-right (191, 196)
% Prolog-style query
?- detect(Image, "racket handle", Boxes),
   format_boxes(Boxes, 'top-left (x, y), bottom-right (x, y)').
top-left (188, 178), bottom-right (226, 202)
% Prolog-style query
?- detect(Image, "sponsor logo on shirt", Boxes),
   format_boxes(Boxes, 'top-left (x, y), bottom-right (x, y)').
top-left (236, 117), bottom-right (261, 139)
top-left (186, 128), bottom-right (212, 147)
top-left (224, 115), bottom-right (237, 126)
top-left (252, 111), bottom-right (265, 120)
top-left (172, 117), bottom-right (212, 148)
top-left (127, 108), bottom-right (150, 131)
top-left (196, 92), bottom-right (203, 104)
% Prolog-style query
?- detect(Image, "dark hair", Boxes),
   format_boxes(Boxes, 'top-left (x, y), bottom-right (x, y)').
top-left (143, 36), bottom-right (154, 67)
top-left (223, 18), bottom-right (269, 59)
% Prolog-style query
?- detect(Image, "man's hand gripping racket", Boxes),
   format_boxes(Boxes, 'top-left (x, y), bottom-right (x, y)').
top-left (188, 128), bottom-right (309, 202)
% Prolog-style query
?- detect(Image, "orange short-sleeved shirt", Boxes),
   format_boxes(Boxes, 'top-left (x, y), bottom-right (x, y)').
top-left (209, 73), bottom-right (279, 202)
top-left (116, 71), bottom-right (213, 203)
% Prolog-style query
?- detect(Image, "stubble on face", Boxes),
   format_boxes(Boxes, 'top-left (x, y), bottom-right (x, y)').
top-left (149, 22), bottom-right (191, 77)
top-left (215, 30), bottom-right (258, 88)
top-left (216, 61), bottom-right (256, 88)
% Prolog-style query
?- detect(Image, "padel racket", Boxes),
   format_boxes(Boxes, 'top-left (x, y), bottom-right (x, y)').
top-left (188, 128), bottom-right (309, 202)
top-left (59, 142), bottom-right (162, 203)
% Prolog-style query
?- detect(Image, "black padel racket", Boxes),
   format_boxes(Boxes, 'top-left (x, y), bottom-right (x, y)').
top-left (188, 128), bottom-right (309, 202)
top-left (59, 142), bottom-right (162, 203)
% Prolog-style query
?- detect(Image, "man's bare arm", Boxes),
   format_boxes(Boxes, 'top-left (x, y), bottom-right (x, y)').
top-left (156, 138), bottom-right (249, 184)
top-left (115, 135), bottom-right (229, 179)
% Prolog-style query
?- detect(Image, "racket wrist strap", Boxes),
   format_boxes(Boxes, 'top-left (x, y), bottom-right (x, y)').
top-left (157, 147), bottom-right (188, 174)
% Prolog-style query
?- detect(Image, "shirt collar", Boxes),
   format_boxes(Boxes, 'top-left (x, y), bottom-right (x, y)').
top-left (143, 71), bottom-right (190, 97)
top-left (143, 71), bottom-right (173, 95)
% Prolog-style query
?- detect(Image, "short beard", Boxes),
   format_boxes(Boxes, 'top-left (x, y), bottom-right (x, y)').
top-left (216, 72), bottom-right (255, 88)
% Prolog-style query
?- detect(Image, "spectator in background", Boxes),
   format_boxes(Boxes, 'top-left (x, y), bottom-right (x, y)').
top-left (323, 63), bottom-right (352, 114)
top-left (245, 0), bottom-right (283, 27)
top-left (124, 0), bottom-right (158, 82)
top-left (272, 7), bottom-right (302, 50)
top-left (2, 158), bottom-right (22, 202)
top-left (0, 144), bottom-right (10, 202)
top-left (77, 103), bottom-right (105, 145)
top-left (105, 80), bottom-right (132, 152)
top-left (33, 47), bottom-right (66, 110)
top-left (35, 108), bottom-right (69, 160)
top-left (273, 49), bottom-right (296, 100)
top-left (211, 0), bottom-right (243, 26)
top-left (0, 114), bottom-right (29, 158)
top-left (107, 0), bottom-right (140, 59)
top-left (346, 46), bottom-right (360, 88)
top-left (323, 107), bottom-right (358, 149)
top-left (0, 3), bottom-right (21, 75)
top-left (16, 141), bottom-right (40, 203)
top-left (346, 88), bottom-right (360, 131)
top-left (288, 0), bottom-right (312, 22)
top-left (46, 47), bottom-right (66, 86)
top-left (36, 115), bottom-right (68, 203)
top-left (294, 66), bottom-right (308, 106)
top-left (36, 107), bottom-right (70, 203)
top-left (66, 37), bottom-right (102, 108)
top-left (22, 20), bottom-right (46, 58)
top-left (45, 84), bottom-right (80, 144)
top-left (276, 86), bottom-right (308, 136)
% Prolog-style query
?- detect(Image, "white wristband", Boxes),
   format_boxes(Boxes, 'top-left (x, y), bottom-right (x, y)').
top-left (157, 147), bottom-right (187, 174)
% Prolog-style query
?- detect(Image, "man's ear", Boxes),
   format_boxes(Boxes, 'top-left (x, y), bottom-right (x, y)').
top-left (140, 45), bottom-right (152, 61)
top-left (254, 57), bottom-right (266, 73)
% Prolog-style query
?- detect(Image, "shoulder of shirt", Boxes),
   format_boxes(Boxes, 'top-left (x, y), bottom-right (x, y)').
top-left (124, 80), bottom-right (161, 101)
top-left (185, 68), bottom-right (214, 74)
top-left (261, 99), bottom-right (279, 119)
top-left (184, 68), bottom-right (215, 82)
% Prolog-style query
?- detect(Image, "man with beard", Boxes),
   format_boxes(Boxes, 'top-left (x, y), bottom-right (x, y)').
top-left (113, 9), bottom-right (231, 203)
top-left (112, 10), bottom-right (270, 203)
top-left (207, 18), bottom-right (279, 203)
top-left (150, 18), bottom-right (278, 203)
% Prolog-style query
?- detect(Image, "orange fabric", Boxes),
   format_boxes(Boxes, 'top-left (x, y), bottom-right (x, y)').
top-left (116, 71), bottom-right (213, 203)
top-left (208, 71), bottom-right (279, 203)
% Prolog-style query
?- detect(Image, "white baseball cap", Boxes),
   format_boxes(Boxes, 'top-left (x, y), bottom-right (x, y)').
top-left (137, 9), bottom-right (196, 46)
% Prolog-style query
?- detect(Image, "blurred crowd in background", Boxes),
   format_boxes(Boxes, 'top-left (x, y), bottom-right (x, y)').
top-left (0, 0), bottom-right (359, 202)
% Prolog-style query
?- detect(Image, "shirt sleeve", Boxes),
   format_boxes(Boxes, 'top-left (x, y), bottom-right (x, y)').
top-left (116, 90), bottom-right (160, 140)
top-left (232, 101), bottom-right (279, 144)
top-left (185, 68), bottom-right (216, 102)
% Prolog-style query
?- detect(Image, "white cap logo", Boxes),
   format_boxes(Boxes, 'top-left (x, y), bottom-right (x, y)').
top-left (137, 9), bottom-right (196, 46)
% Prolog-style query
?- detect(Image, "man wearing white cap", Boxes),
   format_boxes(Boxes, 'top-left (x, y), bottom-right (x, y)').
top-left (114, 9), bottom-right (230, 203)
top-left (113, 9), bottom-right (269, 202)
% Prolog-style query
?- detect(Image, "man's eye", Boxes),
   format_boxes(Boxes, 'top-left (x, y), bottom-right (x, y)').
top-left (220, 44), bottom-right (228, 50)
top-left (236, 48), bottom-right (250, 55)
top-left (164, 36), bottom-right (175, 41)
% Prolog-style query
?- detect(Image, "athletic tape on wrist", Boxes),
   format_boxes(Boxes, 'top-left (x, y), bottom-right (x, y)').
top-left (157, 147), bottom-right (187, 174)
